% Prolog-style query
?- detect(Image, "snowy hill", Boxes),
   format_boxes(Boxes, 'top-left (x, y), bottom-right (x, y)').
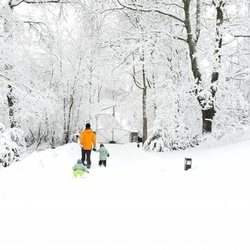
top-left (0, 142), bottom-right (250, 250)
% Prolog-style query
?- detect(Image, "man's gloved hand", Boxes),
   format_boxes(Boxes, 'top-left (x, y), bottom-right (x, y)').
top-left (107, 154), bottom-right (110, 157)
top-left (93, 148), bottom-right (96, 151)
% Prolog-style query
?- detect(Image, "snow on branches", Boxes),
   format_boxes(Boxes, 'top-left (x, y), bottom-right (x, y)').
top-left (0, 122), bottom-right (26, 167)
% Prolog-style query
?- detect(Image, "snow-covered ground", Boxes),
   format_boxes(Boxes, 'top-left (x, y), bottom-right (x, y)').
top-left (0, 142), bottom-right (250, 250)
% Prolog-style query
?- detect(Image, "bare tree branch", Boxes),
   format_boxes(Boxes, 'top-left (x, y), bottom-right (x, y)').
top-left (117, 0), bottom-right (185, 23)
top-left (101, 7), bottom-right (125, 14)
top-left (0, 74), bottom-right (11, 81)
top-left (8, 0), bottom-right (24, 8)
top-left (112, 49), bottom-right (136, 71)
top-left (155, 1), bottom-right (184, 9)
top-left (174, 35), bottom-right (187, 43)
top-left (9, 0), bottom-right (75, 8)
top-left (131, 74), bottom-right (143, 89)
top-left (234, 35), bottom-right (250, 38)
top-left (146, 78), bottom-right (152, 88)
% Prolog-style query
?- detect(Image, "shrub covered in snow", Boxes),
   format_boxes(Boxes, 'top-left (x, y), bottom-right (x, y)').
top-left (143, 126), bottom-right (199, 152)
top-left (0, 123), bottom-right (26, 167)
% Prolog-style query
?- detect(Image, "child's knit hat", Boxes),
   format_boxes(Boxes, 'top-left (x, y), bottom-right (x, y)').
top-left (100, 143), bottom-right (104, 147)
top-left (77, 159), bottom-right (82, 164)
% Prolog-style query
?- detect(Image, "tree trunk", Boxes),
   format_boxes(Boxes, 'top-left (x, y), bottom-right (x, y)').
top-left (132, 51), bottom-right (148, 144)
top-left (183, 0), bottom-right (225, 133)
top-left (202, 107), bottom-right (216, 133)
top-left (142, 87), bottom-right (147, 143)
top-left (210, 0), bottom-right (225, 91)
top-left (63, 97), bottom-right (67, 143)
top-left (184, 0), bottom-right (211, 133)
top-left (202, 0), bottom-right (225, 133)
top-left (65, 95), bottom-right (74, 143)
top-left (4, 4), bottom-right (18, 128)
top-left (7, 84), bottom-right (17, 128)
top-left (183, 0), bottom-right (202, 87)
top-left (142, 66), bottom-right (147, 143)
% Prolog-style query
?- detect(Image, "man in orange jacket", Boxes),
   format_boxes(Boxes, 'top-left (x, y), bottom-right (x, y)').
top-left (80, 123), bottom-right (96, 168)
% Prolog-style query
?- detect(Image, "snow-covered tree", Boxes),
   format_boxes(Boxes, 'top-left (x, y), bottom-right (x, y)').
top-left (0, 122), bottom-right (25, 167)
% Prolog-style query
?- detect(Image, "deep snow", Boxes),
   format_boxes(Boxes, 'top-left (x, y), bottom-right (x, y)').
top-left (0, 142), bottom-right (250, 250)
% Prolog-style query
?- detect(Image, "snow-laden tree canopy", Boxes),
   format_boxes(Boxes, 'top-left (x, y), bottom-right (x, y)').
top-left (0, 0), bottom-right (249, 164)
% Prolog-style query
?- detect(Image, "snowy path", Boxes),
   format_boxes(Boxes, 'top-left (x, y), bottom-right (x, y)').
top-left (0, 142), bottom-right (250, 250)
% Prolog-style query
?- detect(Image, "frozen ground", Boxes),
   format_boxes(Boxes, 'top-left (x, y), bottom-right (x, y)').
top-left (0, 141), bottom-right (250, 250)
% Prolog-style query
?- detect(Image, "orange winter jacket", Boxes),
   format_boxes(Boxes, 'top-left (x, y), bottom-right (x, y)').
top-left (80, 129), bottom-right (96, 150)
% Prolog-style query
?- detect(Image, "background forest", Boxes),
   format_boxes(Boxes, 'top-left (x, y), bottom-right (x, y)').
top-left (0, 0), bottom-right (250, 166)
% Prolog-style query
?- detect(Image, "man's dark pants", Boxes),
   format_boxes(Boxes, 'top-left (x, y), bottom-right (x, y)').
top-left (81, 148), bottom-right (91, 168)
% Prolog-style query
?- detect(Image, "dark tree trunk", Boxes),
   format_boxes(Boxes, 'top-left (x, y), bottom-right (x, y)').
top-left (183, 0), bottom-right (225, 134)
top-left (132, 52), bottom-right (148, 144)
top-left (65, 95), bottom-right (74, 143)
top-left (142, 64), bottom-right (147, 144)
top-left (63, 97), bottom-right (67, 143)
top-left (142, 87), bottom-right (147, 143)
top-left (4, 4), bottom-right (18, 128)
top-left (202, 107), bottom-right (216, 133)
top-left (183, 0), bottom-right (202, 87)
top-left (7, 84), bottom-right (17, 128)
top-left (201, 1), bottom-right (225, 133)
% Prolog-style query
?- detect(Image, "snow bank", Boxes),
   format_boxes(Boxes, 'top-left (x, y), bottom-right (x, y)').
top-left (0, 141), bottom-right (250, 250)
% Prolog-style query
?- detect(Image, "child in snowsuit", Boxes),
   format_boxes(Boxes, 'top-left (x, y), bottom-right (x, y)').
top-left (72, 159), bottom-right (89, 177)
top-left (94, 143), bottom-right (109, 167)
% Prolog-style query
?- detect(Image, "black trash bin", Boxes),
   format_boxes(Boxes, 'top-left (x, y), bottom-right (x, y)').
top-left (184, 158), bottom-right (192, 171)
